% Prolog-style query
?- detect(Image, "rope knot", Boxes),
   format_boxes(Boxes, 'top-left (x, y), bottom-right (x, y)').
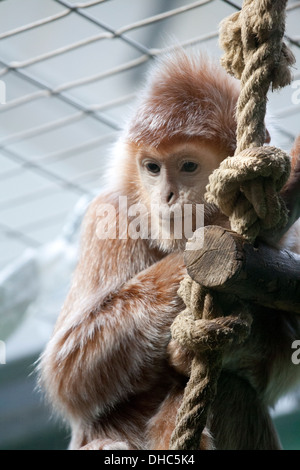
top-left (169, 276), bottom-right (252, 450)
top-left (219, 3), bottom-right (295, 90)
top-left (171, 276), bottom-right (252, 356)
top-left (205, 146), bottom-right (291, 243)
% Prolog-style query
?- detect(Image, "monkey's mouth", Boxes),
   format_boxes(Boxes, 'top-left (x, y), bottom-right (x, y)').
top-left (157, 205), bottom-right (186, 221)
top-left (158, 213), bottom-right (185, 224)
top-left (159, 212), bottom-right (175, 220)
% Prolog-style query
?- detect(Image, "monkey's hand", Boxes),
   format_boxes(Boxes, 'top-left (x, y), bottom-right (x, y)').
top-left (280, 144), bottom-right (300, 227)
top-left (262, 140), bottom-right (300, 248)
top-left (167, 338), bottom-right (194, 377)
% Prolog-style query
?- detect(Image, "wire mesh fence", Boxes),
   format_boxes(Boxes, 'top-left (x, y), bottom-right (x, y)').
top-left (0, 0), bottom-right (299, 270)
top-left (0, 0), bottom-right (300, 451)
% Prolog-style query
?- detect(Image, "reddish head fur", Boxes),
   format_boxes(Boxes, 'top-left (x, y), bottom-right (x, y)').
top-left (127, 49), bottom-right (240, 155)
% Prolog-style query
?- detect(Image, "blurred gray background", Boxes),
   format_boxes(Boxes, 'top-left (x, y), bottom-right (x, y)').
top-left (0, 0), bottom-right (300, 450)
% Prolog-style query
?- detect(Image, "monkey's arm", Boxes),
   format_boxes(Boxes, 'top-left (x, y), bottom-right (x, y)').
top-left (39, 194), bottom-right (186, 423)
top-left (280, 139), bottom-right (300, 229)
top-left (261, 140), bottom-right (300, 248)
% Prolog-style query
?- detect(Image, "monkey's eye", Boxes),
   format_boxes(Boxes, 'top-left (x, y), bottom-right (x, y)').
top-left (146, 162), bottom-right (160, 174)
top-left (181, 162), bottom-right (198, 173)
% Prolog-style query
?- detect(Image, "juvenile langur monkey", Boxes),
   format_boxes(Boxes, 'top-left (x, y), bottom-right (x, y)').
top-left (39, 50), bottom-right (300, 450)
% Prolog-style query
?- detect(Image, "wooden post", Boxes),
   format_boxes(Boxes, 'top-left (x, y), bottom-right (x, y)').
top-left (184, 226), bottom-right (300, 314)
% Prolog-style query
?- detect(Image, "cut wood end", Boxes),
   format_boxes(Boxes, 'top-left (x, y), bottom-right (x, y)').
top-left (184, 226), bottom-right (245, 287)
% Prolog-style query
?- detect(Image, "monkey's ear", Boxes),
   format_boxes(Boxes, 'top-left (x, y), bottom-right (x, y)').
top-left (265, 127), bottom-right (271, 144)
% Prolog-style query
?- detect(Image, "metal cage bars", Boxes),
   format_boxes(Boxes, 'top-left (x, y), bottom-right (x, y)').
top-left (0, 0), bottom-right (299, 268)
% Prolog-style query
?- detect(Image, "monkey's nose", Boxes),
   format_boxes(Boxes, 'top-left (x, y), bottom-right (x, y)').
top-left (167, 192), bottom-right (174, 203)
top-left (161, 187), bottom-right (177, 205)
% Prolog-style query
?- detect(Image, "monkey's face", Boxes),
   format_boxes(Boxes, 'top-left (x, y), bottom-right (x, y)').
top-left (138, 140), bottom-right (225, 206)
top-left (136, 140), bottom-right (227, 250)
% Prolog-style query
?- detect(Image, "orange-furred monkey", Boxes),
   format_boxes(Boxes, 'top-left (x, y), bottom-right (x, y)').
top-left (39, 50), bottom-right (300, 450)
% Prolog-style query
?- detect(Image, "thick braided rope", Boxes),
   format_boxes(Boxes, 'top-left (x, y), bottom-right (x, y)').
top-left (219, 0), bottom-right (295, 154)
top-left (205, 146), bottom-right (291, 241)
top-left (169, 279), bottom-right (252, 450)
top-left (205, 0), bottom-right (295, 243)
top-left (170, 0), bottom-right (294, 451)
